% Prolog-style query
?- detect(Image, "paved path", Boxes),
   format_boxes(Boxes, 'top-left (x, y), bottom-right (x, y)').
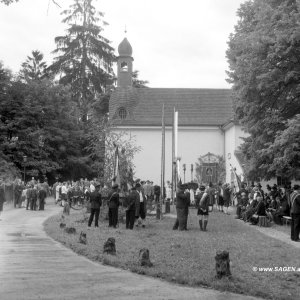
top-left (227, 207), bottom-right (300, 249)
top-left (0, 201), bottom-right (263, 300)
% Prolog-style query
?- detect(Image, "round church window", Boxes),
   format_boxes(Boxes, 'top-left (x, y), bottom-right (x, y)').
top-left (118, 107), bottom-right (127, 120)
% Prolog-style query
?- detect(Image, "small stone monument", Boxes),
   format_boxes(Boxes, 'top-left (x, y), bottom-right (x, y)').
top-left (79, 231), bottom-right (87, 244)
top-left (64, 227), bottom-right (76, 234)
top-left (215, 250), bottom-right (231, 278)
top-left (103, 237), bottom-right (116, 255)
top-left (139, 248), bottom-right (153, 267)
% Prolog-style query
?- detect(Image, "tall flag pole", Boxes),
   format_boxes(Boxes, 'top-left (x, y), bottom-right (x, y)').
top-left (172, 108), bottom-right (178, 204)
top-left (158, 103), bottom-right (165, 220)
top-left (171, 107), bottom-right (175, 204)
top-left (174, 110), bottom-right (179, 191)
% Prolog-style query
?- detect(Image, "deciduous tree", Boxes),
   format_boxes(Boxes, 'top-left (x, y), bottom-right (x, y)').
top-left (226, 0), bottom-right (300, 180)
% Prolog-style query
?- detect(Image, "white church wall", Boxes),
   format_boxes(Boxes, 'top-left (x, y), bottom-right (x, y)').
top-left (115, 126), bottom-right (224, 185)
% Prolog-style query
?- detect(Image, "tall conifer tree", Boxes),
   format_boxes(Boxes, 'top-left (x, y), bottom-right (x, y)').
top-left (49, 0), bottom-right (115, 121)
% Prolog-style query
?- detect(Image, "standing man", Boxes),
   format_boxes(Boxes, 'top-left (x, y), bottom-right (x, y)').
top-left (290, 185), bottom-right (300, 242)
top-left (136, 183), bottom-right (147, 228)
top-left (108, 184), bottom-right (120, 228)
top-left (125, 186), bottom-right (139, 229)
top-left (88, 182), bottom-right (102, 228)
top-left (30, 185), bottom-right (38, 211)
top-left (14, 179), bottom-right (23, 208)
top-left (38, 186), bottom-right (47, 210)
top-left (173, 184), bottom-right (190, 231)
top-left (199, 187), bottom-right (210, 231)
top-left (223, 183), bottom-right (231, 215)
top-left (195, 186), bottom-right (210, 231)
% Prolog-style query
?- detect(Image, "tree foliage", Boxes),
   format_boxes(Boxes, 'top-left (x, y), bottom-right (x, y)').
top-left (19, 50), bottom-right (49, 83)
top-left (49, 0), bottom-right (115, 120)
top-left (0, 0), bottom-right (18, 5)
top-left (0, 65), bottom-right (95, 182)
top-left (86, 97), bottom-right (140, 187)
top-left (226, 0), bottom-right (300, 180)
top-left (132, 70), bottom-right (149, 88)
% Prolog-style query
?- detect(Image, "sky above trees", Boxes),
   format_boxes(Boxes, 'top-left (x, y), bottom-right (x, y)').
top-left (0, 0), bottom-right (245, 88)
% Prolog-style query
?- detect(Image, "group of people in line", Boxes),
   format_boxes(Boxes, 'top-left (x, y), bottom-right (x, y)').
top-left (235, 182), bottom-right (300, 242)
top-left (0, 177), bottom-right (49, 214)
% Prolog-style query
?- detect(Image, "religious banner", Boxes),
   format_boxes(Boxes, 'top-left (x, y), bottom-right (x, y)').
top-left (201, 163), bottom-right (218, 184)
top-left (195, 152), bottom-right (224, 185)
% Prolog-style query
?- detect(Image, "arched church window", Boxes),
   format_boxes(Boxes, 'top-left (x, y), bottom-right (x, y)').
top-left (118, 107), bottom-right (127, 120)
top-left (121, 61), bottom-right (128, 71)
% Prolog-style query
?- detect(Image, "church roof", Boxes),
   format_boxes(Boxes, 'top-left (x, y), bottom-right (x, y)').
top-left (109, 87), bottom-right (233, 126)
top-left (118, 38), bottom-right (133, 56)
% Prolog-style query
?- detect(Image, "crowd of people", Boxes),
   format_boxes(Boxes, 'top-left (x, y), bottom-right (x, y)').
top-left (234, 182), bottom-right (300, 242)
top-left (1, 176), bottom-right (299, 242)
top-left (0, 177), bottom-right (49, 213)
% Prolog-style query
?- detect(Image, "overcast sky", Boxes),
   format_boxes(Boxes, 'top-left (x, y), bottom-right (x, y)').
top-left (0, 0), bottom-right (245, 88)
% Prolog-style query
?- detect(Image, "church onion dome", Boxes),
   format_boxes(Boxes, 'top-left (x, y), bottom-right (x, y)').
top-left (118, 37), bottom-right (132, 56)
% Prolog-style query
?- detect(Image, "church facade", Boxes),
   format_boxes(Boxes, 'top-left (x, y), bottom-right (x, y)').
top-left (109, 37), bottom-right (246, 185)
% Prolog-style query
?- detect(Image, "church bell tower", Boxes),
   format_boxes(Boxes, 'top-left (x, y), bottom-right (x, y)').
top-left (117, 37), bottom-right (133, 87)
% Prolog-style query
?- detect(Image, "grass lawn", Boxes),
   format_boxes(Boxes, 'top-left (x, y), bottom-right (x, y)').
top-left (44, 206), bottom-right (300, 300)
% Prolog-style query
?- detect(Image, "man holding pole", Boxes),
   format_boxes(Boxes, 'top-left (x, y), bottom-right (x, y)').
top-left (172, 184), bottom-right (190, 231)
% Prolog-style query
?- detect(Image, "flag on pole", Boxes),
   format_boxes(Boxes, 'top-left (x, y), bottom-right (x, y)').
top-left (231, 164), bottom-right (241, 193)
top-left (112, 146), bottom-right (120, 186)
top-left (172, 108), bottom-right (180, 199)
top-left (174, 110), bottom-right (178, 158)
top-left (158, 103), bottom-right (165, 219)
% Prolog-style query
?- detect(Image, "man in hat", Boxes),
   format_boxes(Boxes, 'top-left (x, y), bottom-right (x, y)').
top-left (256, 183), bottom-right (265, 200)
top-left (88, 182), bottom-right (102, 228)
top-left (195, 186), bottom-right (210, 231)
top-left (173, 184), bottom-right (190, 231)
top-left (125, 186), bottom-right (140, 229)
top-left (290, 185), bottom-right (300, 242)
top-left (108, 183), bottom-right (120, 228)
top-left (135, 182), bottom-right (147, 227)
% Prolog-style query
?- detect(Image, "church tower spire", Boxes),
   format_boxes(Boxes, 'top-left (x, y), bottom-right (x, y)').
top-left (117, 36), bottom-right (133, 87)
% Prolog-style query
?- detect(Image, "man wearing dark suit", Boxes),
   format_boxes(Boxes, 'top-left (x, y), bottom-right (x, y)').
top-left (108, 184), bottom-right (120, 228)
top-left (290, 185), bottom-right (300, 242)
top-left (29, 186), bottom-right (38, 211)
top-left (173, 184), bottom-right (190, 231)
top-left (125, 186), bottom-right (139, 229)
top-left (88, 182), bottom-right (102, 228)
top-left (38, 187), bottom-right (47, 210)
top-left (14, 181), bottom-right (23, 208)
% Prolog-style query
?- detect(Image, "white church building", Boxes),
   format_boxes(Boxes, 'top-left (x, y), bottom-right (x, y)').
top-left (109, 37), bottom-right (247, 186)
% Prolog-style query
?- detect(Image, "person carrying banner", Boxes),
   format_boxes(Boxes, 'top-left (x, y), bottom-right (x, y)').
top-left (135, 183), bottom-right (147, 227)
top-left (108, 183), bottom-right (120, 228)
